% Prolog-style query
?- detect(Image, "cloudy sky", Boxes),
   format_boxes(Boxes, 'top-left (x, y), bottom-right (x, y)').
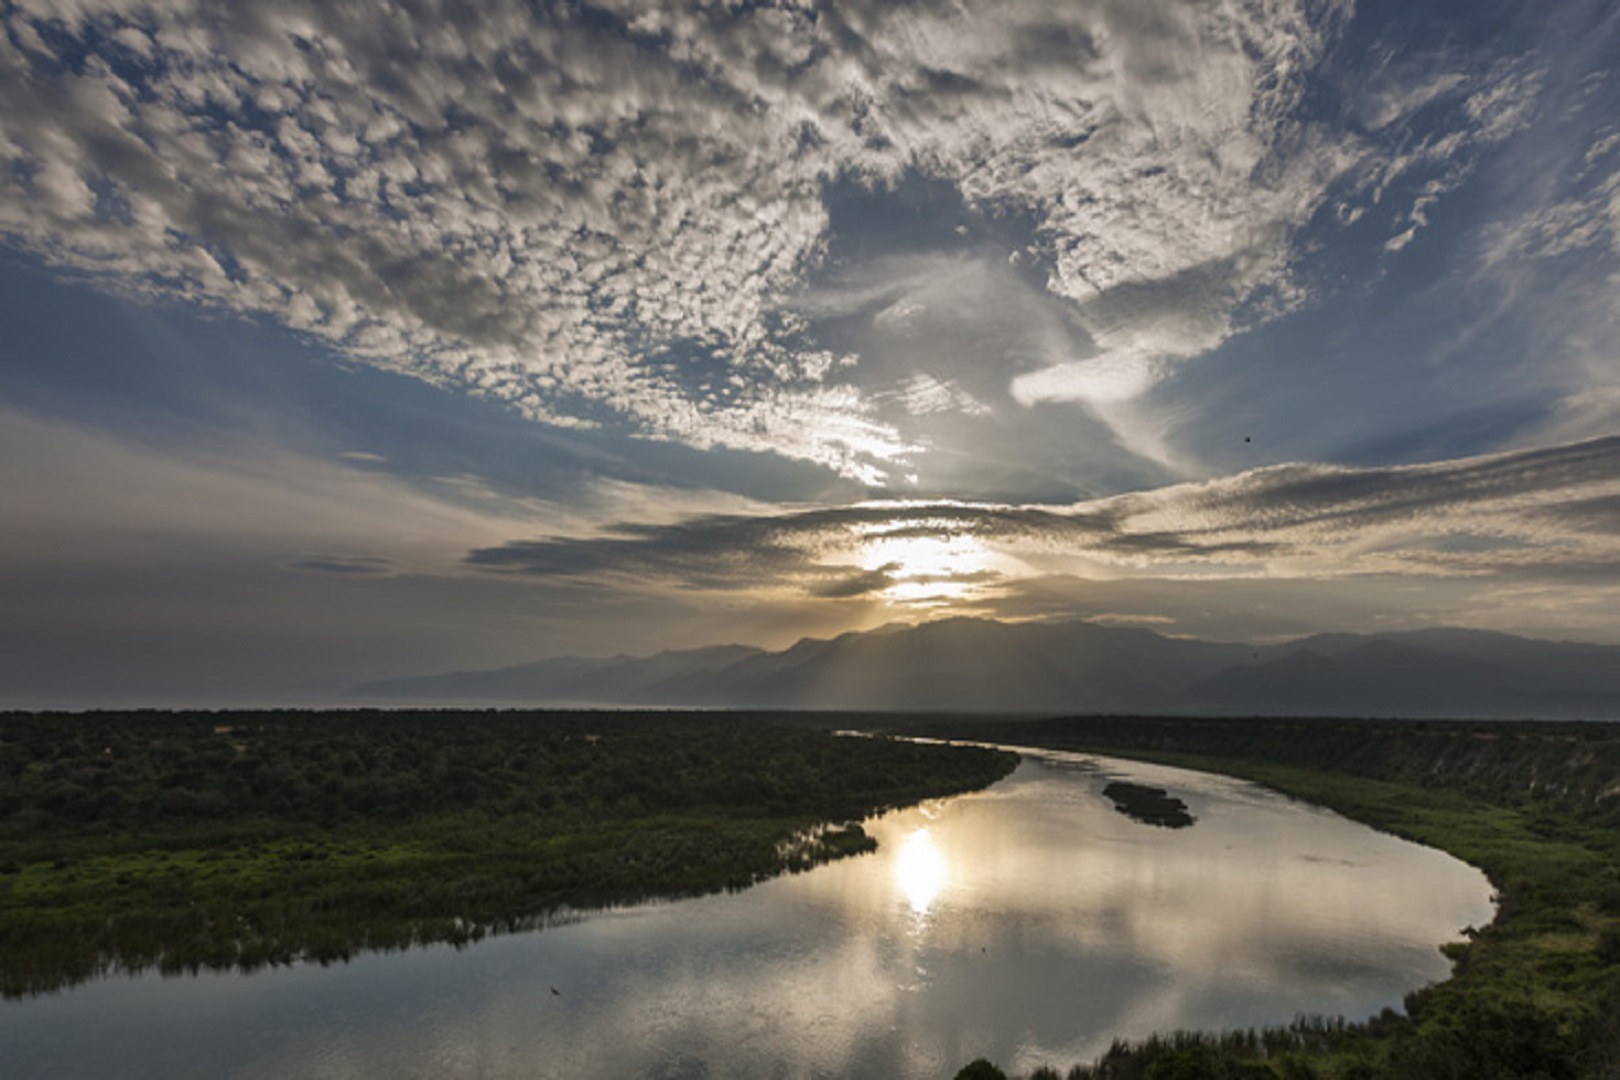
top-left (2, 0), bottom-right (1618, 705)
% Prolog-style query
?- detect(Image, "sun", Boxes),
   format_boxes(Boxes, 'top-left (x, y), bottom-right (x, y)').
top-left (855, 524), bottom-right (1012, 610)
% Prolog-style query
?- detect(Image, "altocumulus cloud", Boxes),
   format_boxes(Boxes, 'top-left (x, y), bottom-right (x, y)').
top-left (4, 0), bottom-right (1579, 484)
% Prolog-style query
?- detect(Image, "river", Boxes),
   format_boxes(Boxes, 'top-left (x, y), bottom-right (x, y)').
top-left (0, 748), bottom-right (1495, 1079)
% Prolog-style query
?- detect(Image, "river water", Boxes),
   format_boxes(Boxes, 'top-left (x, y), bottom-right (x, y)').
top-left (0, 749), bottom-right (1495, 1079)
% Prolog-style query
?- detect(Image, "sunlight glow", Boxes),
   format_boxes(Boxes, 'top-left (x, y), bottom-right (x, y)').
top-left (857, 528), bottom-right (1012, 609)
top-left (894, 827), bottom-right (947, 915)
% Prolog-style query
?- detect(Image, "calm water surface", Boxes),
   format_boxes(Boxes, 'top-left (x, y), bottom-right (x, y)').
top-left (0, 749), bottom-right (1495, 1079)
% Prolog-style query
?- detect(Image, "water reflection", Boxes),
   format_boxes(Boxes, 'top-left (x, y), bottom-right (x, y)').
top-left (0, 750), bottom-right (1496, 1080)
top-left (895, 828), bottom-right (947, 916)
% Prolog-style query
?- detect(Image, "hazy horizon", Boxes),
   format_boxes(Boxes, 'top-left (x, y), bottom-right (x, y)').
top-left (3, 1), bottom-right (1619, 707)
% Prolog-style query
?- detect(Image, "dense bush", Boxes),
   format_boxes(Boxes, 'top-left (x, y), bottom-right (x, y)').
top-left (0, 710), bottom-right (1015, 996)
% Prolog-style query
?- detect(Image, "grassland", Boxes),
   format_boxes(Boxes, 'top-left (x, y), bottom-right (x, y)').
top-left (0, 709), bottom-right (1016, 997)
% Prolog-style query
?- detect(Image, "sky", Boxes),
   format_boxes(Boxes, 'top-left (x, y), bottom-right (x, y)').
top-left (2, 0), bottom-right (1619, 706)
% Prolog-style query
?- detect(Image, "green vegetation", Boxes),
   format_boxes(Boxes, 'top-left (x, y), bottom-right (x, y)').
top-left (1101, 780), bottom-right (1194, 828)
top-left (0, 709), bottom-right (1016, 997)
top-left (15, 707), bottom-right (1619, 1077)
top-left (919, 716), bottom-right (1620, 1079)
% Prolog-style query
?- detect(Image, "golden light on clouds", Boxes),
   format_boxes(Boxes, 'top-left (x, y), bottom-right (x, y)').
top-left (852, 517), bottom-right (1024, 612)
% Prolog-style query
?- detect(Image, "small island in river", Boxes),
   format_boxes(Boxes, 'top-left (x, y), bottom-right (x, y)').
top-left (909, 714), bottom-right (1620, 1080)
top-left (1102, 780), bottom-right (1195, 828)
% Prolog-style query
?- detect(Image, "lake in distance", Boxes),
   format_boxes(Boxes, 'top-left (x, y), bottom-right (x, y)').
top-left (0, 747), bottom-right (1496, 1079)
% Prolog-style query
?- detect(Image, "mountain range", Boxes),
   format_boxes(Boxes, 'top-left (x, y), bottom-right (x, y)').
top-left (351, 618), bottom-right (1620, 719)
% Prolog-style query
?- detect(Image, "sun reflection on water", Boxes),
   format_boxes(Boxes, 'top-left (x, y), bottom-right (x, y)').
top-left (894, 827), bottom-right (947, 915)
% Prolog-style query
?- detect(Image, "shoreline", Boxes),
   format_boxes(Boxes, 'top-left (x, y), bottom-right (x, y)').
top-left (0, 710), bottom-right (1017, 997)
top-left (903, 716), bottom-right (1620, 1079)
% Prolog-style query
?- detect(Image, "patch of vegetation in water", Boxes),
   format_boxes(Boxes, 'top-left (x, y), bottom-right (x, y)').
top-left (0, 709), bottom-right (1017, 997)
top-left (1101, 780), bottom-right (1194, 828)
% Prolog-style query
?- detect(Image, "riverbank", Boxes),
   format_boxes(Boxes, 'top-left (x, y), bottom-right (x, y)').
top-left (913, 716), bottom-right (1620, 1079)
top-left (0, 710), bottom-right (1017, 997)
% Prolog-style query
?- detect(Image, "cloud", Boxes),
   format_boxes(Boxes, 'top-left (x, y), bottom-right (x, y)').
top-left (1547, 493), bottom-right (1620, 533)
top-left (1102, 436), bottom-right (1620, 580)
top-left (0, 0), bottom-right (1383, 485)
top-left (1355, 71), bottom-right (1468, 133)
top-left (465, 437), bottom-right (1620, 627)
top-left (3, 0), bottom-right (1610, 495)
top-left (1009, 352), bottom-right (1165, 407)
top-left (0, 0), bottom-right (877, 470)
top-left (285, 555), bottom-right (398, 577)
top-left (809, 564), bottom-right (900, 599)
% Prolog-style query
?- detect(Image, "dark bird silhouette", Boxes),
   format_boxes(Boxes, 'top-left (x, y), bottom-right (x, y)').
top-left (550, 986), bottom-right (561, 996)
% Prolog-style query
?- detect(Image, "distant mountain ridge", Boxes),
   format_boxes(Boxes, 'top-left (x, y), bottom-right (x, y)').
top-left (355, 644), bottom-right (766, 706)
top-left (351, 618), bottom-right (1620, 719)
